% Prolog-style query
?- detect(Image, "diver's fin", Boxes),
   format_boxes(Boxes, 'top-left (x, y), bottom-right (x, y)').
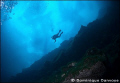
top-left (59, 30), bottom-right (61, 32)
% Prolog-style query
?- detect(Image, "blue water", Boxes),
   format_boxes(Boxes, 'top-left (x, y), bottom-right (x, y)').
top-left (1, 1), bottom-right (110, 82)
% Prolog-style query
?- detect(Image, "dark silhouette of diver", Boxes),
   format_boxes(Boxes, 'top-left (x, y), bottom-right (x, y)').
top-left (51, 30), bottom-right (63, 43)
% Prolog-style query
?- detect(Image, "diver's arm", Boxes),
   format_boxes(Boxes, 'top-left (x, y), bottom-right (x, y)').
top-left (54, 39), bottom-right (56, 43)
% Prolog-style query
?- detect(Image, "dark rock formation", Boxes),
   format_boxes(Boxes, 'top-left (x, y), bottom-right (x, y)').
top-left (63, 61), bottom-right (106, 83)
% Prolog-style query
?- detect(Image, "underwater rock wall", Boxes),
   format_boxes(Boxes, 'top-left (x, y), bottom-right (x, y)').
top-left (63, 61), bottom-right (106, 83)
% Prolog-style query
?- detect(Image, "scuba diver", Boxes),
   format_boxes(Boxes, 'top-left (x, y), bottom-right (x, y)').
top-left (51, 30), bottom-right (63, 43)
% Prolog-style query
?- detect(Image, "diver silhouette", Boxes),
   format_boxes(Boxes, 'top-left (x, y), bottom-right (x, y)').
top-left (51, 30), bottom-right (63, 43)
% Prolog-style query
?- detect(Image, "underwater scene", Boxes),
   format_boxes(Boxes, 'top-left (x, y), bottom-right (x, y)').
top-left (0, 0), bottom-right (120, 83)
